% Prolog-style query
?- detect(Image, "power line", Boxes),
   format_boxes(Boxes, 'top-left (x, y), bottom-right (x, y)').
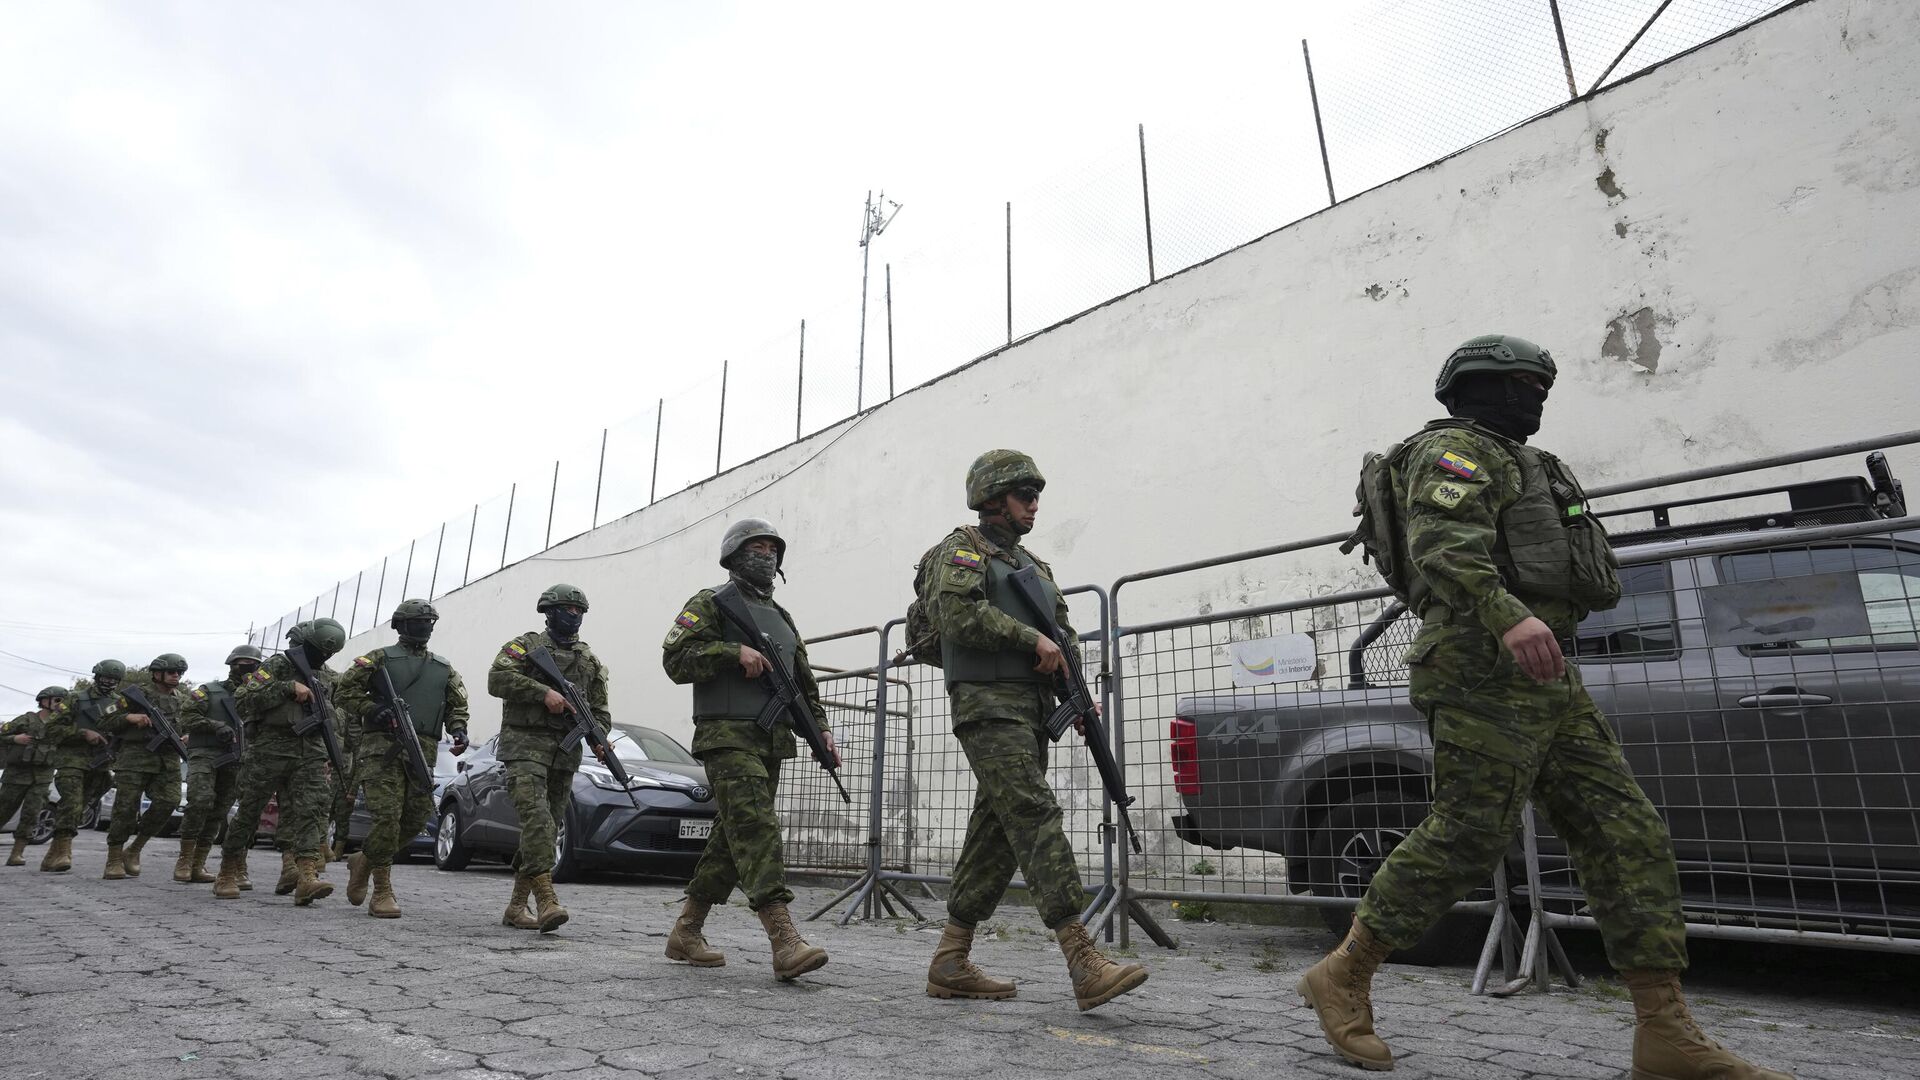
top-left (0, 648), bottom-right (85, 676)
top-left (0, 619), bottom-right (244, 637)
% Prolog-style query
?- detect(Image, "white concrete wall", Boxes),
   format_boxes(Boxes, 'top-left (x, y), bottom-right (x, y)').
top-left (343, 0), bottom-right (1920, 760)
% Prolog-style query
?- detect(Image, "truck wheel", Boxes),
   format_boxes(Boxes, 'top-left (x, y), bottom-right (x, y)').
top-left (1309, 788), bottom-right (1486, 965)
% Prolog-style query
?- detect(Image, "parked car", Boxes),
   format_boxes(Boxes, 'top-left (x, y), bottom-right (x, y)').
top-left (435, 723), bottom-right (715, 882)
top-left (1171, 457), bottom-right (1920, 949)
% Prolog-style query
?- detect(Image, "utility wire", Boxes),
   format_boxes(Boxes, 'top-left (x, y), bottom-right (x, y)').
top-left (0, 648), bottom-right (85, 676)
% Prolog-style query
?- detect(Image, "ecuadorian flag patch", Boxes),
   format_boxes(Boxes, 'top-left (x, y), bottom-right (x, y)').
top-left (505, 641), bottom-right (528, 659)
top-left (353, 655), bottom-right (374, 669)
top-left (950, 549), bottom-right (983, 570)
top-left (675, 610), bottom-right (701, 629)
top-left (1436, 451), bottom-right (1481, 480)
top-left (191, 687), bottom-right (207, 701)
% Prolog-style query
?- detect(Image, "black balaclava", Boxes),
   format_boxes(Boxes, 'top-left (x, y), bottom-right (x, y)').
top-left (545, 608), bottom-right (584, 642)
top-left (228, 662), bottom-right (259, 684)
top-left (1445, 372), bottom-right (1547, 442)
top-left (395, 618), bottom-right (435, 647)
top-left (302, 642), bottom-right (332, 667)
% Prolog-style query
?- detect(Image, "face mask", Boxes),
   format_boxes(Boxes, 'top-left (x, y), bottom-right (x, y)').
top-left (97, 679), bottom-right (119, 693)
top-left (545, 608), bottom-right (584, 641)
top-left (303, 642), bottom-right (333, 667)
top-left (395, 618), bottom-right (435, 645)
top-left (229, 664), bottom-right (258, 683)
top-left (733, 550), bottom-right (779, 589)
top-left (1446, 374), bottom-right (1548, 441)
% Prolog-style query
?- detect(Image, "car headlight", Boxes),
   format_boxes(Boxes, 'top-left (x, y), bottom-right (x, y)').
top-left (587, 771), bottom-right (669, 793)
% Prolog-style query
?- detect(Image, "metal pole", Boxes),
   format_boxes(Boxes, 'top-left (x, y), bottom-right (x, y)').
top-left (372, 557), bottom-right (388, 632)
top-left (591, 427), bottom-right (607, 528)
top-left (400, 540), bottom-right (415, 600)
top-left (1302, 39), bottom-right (1336, 205)
top-left (1004, 201), bottom-right (1013, 343)
top-left (648, 399), bottom-right (663, 505)
top-left (715, 360), bottom-right (728, 475)
top-left (885, 264), bottom-right (894, 400)
top-left (1137, 123), bottom-right (1157, 283)
top-left (348, 571), bottom-right (364, 638)
top-left (273, 617), bottom-right (284, 651)
top-left (428, 521), bottom-right (446, 598)
top-left (856, 190), bottom-right (872, 413)
top-left (329, 581), bottom-right (341, 618)
top-left (1589, 0), bottom-right (1674, 94)
top-left (462, 504), bottom-right (477, 586)
top-left (501, 483), bottom-right (515, 569)
top-left (544, 459), bottom-right (559, 548)
top-left (1548, 0), bottom-right (1578, 100)
top-left (795, 319), bottom-right (806, 441)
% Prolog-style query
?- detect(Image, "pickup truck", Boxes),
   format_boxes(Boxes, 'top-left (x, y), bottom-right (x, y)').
top-left (1170, 458), bottom-right (1920, 949)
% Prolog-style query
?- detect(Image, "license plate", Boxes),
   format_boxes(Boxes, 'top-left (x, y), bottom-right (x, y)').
top-left (678, 818), bottom-right (713, 841)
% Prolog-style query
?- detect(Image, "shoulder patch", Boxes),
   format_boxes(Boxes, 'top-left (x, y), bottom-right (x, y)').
top-left (949, 549), bottom-right (983, 570)
top-left (664, 626), bottom-right (686, 646)
top-left (1435, 451), bottom-right (1481, 480)
top-left (675, 610), bottom-right (701, 629)
top-left (353, 655), bottom-right (375, 669)
top-left (246, 668), bottom-right (273, 687)
top-left (191, 687), bottom-right (207, 701)
top-left (1418, 479), bottom-right (1479, 512)
top-left (494, 639), bottom-right (529, 668)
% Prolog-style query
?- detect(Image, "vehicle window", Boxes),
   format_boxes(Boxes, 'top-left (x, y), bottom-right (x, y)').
top-left (612, 724), bottom-right (699, 765)
top-left (1575, 562), bottom-right (1679, 659)
top-left (1717, 543), bottom-right (1920, 650)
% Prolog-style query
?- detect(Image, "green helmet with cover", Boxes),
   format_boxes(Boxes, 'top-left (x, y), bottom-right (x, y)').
top-left (92, 659), bottom-right (127, 682)
top-left (965, 449), bottom-right (1046, 511)
top-left (391, 598), bottom-right (439, 624)
top-left (1434, 334), bottom-right (1558, 403)
top-left (149, 653), bottom-right (190, 674)
top-left (718, 518), bottom-right (786, 568)
top-left (537, 584), bottom-right (590, 613)
top-left (36, 686), bottom-right (69, 702)
top-left (288, 618), bottom-right (348, 659)
top-left (224, 644), bottom-right (263, 665)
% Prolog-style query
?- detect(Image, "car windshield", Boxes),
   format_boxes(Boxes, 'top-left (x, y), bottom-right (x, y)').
top-left (609, 724), bottom-right (699, 766)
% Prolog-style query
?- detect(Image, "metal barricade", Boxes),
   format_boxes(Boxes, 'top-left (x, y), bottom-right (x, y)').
top-left (770, 627), bottom-right (890, 876)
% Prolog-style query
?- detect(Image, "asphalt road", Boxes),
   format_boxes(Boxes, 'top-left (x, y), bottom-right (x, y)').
top-left (2, 831), bottom-right (1916, 1079)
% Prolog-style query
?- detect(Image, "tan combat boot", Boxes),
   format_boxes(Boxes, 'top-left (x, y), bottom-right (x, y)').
top-left (329, 839), bottom-right (348, 863)
top-left (212, 853), bottom-right (243, 899)
top-left (274, 850), bottom-right (299, 895)
top-left (1621, 970), bottom-right (1794, 1080)
top-left (345, 852), bottom-right (371, 906)
top-left (368, 865), bottom-right (401, 919)
top-left (189, 843), bottom-right (216, 884)
top-left (665, 898), bottom-right (725, 967)
top-left (233, 851), bottom-right (253, 891)
top-left (124, 835), bottom-right (148, 877)
top-left (39, 834), bottom-right (72, 873)
top-left (173, 840), bottom-right (197, 883)
top-left (757, 902), bottom-right (828, 981)
top-left (927, 921), bottom-right (1017, 1000)
top-left (6, 833), bottom-right (28, 866)
top-left (1297, 915), bottom-right (1394, 1071)
top-left (529, 873), bottom-right (569, 934)
top-left (1056, 920), bottom-right (1147, 1012)
top-left (292, 856), bottom-right (333, 906)
top-left (501, 875), bottom-right (540, 930)
top-left (103, 843), bottom-right (128, 880)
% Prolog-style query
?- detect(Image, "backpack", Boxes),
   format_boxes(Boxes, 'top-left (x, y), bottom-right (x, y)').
top-left (1339, 442), bottom-right (1416, 602)
top-left (904, 526), bottom-right (1013, 667)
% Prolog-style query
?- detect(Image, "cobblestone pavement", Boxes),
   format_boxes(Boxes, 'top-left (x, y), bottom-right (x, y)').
top-left (3, 833), bottom-right (1917, 1079)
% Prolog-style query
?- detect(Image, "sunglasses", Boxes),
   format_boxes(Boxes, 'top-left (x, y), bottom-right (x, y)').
top-left (1006, 487), bottom-right (1042, 504)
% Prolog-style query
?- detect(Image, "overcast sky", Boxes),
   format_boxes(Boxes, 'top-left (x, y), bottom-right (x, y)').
top-left (0, 1), bottom-right (1782, 707)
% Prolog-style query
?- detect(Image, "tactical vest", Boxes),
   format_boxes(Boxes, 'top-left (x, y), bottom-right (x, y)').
top-left (694, 589), bottom-right (798, 722)
top-left (379, 646), bottom-right (453, 739)
top-left (187, 680), bottom-right (239, 751)
top-left (72, 689), bottom-right (112, 735)
top-left (500, 635), bottom-right (598, 732)
top-left (1, 714), bottom-right (45, 767)
top-left (941, 545), bottom-right (1059, 686)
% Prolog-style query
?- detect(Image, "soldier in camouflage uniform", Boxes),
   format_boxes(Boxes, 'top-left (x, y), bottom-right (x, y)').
top-left (175, 645), bottom-right (262, 886)
top-left (1, 687), bottom-right (66, 866)
top-left (326, 709), bottom-right (364, 862)
top-left (1298, 336), bottom-right (1788, 1079)
top-left (98, 655), bottom-right (191, 879)
top-left (486, 584), bottom-right (611, 934)
top-left (918, 450), bottom-right (1147, 1012)
top-left (215, 619), bottom-right (348, 906)
top-left (39, 659), bottom-right (125, 872)
top-left (661, 519), bottom-right (834, 980)
top-left (333, 599), bottom-right (470, 919)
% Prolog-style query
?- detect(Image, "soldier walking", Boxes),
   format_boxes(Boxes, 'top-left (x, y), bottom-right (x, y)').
top-left (1, 687), bottom-right (66, 866)
top-left (39, 659), bottom-right (124, 873)
top-left (661, 518), bottom-right (834, 980)
top-left (915, 450), bottom-right (1147, 1011)
top-left (99, 654), bottom-right (191, 879)
top-left (175, 646), bottom-right (262, 885)
top-left (1298, 335), bottom-right (1788, 1079)
top-left (486, 585), bottom-right (610, 934)
top-left (326, 709), bottom-right (364, 862)
top-left (334, 599), bottom-right (470, 918)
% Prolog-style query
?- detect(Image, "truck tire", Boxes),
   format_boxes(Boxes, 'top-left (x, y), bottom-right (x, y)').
top-left (1308, 787), bottom-right (1487, 965)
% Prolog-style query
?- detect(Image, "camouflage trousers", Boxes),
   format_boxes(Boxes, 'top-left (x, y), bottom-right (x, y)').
top-left (50, 766), bottom-right (112, 838)
top-left (329, 759), bottom-right (359, 850)
top-left (686, 749), bottom-right (789, 910)
top-left (106, 764), bottom-right (181, 846)
top-left (178, 752), bottom-right (240, 849)
top-left (0, 770), bottom-right (54, 838)
top-left (221, 751), bottom-right (331, 862)
top-left (1357, 624), bottom-right (1687, 972)
top-left (947, 703), bottom-right (1088, 930)
top-left (504, 758), bottom-right (574, 878)
top-left (358, 732), bottom-right (434, 868)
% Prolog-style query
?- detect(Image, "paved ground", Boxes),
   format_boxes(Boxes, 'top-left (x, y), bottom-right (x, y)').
top-left (2, 833), bottom-right (1916, 1080)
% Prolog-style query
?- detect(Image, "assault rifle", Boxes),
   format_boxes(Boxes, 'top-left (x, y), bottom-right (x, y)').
top-left (524, 646), bottom-right (641, 811)
top-left (284, 648), bottom-right (350, 776)
top-left (211, 690), bottom-right (247, 769)
top-left (1005, 564), bottom-right (1143, 854)
top-left (116, 684), bottom-right (189, 758)
top-left (371, 664), bottom-right (435, 797)
top-left (74, 692), bottom-right (118, 769)
top-left (710, 583), bottom-right (850, 803)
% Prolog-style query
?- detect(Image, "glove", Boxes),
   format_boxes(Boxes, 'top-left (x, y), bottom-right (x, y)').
top-left (450, 733), bottom-right (470, 756)
top-left (369, 706), bottom-right (399, 732)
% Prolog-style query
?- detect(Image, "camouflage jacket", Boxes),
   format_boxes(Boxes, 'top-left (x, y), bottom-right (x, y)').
top-left (1, 709), bottom-right (53, 772)
top-left (333, 643), bottom-right (471, 745)
top-left (486, 631), bottom-right (610, 770)
top-left (42, 685), bottom-right (115, 770)
top-left (179, 678), bottom-right (244, 757)
top-left (661, 585), bottom-right (828, 759)
top-left (926, 522), bottom-right (1077, 726)
top-left (236, 653), bottom-right (340, 762)
top-left (99, 677), bottom-right (186, 772)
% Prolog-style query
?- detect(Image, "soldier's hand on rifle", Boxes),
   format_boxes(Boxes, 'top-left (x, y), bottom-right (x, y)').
top-left (1071, 701), bottom-right (1102, 737)
top-left (738, 645), bottom-right (770, 678)
top-left (822, 729), bottom-right (840, 768)
top-left (1032, 634), bottom-right (1066, 675)
top-left (450, 734), bottom-right (469, 756)
top-left (127, 713), bottom-right (152, 729)
top-left (542, 689), bottom-right (568, 714)
top-left (9, 734), bottom-right (30, 745)
top-left (82, 730), bottom-right (106, 745)
top-left (369, 706), bottom-right (399, 732)
top-left (1502, 616), bottom-right (1567, 683)
top-left (291, 681), bottom-right (313, 704)
top-left (592, 742), bottom-right (610, 762)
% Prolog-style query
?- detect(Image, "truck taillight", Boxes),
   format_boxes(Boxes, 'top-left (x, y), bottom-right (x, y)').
top-left (1170, 716), bottom-right (1199, 795)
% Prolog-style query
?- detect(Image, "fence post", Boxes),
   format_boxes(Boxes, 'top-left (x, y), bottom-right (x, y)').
top-left (462, 504), bottom-right (478, 586)
top-left (501, 483), bottom-right (515, 570)
top-left (795, 320), bottom-right (806, 441)
top-left (1589, 0), bottom-right (1675, 94)
top-left (1548, 0), bottom-right (1578, 100)
top-left (885, 264), bottom-right (895, 400)
top-left (428, 521), bottom-right (446, 598)
top-left (545, 459), bottom-right (559, 549)
top-left (1004, 200), bottom-right (1013, 344)
top-left (649, 399), bottom-right (664, 505)
top-left (1138, 123), bottom-right (1157, 283)
top-left (591, 427), bottom-right (607, 528)
top-left (1302, 39), bottom-right (1336, 206)
top-left (372, 557), bottom-right (388, 633)
top-left (400, 540), bottom-right (416, 600)
top-left (329, 581), bottom-right (341, 619)
top-left (715, 360), bottom-right (728, 476)
top-left (348, 570), bottom-right (364, 638)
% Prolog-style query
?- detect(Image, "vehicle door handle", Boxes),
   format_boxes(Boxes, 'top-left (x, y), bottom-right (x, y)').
top-left (1736, 689), bottom-right (1834, 709)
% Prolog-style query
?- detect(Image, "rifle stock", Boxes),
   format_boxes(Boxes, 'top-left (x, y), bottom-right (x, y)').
top-left (710, 584), bottom-right (850, 804)
top-left (212, 693), bottom-right (247, 769)
top-left (524, 646), bottom-right (641, 811)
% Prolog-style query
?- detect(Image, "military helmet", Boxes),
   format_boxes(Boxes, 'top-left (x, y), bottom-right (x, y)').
top-left (390, 598), bottom-right (439, 625)
top-left (149, 653), bottom-right (190, 674)
top-left (537, 584), bottom-right (589, 613)
top-left (965, 449), bottom-right (1047, 511)
top-left (288, 618), bottom-right (348, 657)
top-left (1434, 334), bottom-right (1558, 403)
top-left (36, 686), bottom-right (69, 702)
top-left (224, 644), bottom-right (262, 666)
top-left (719, 518), bottom-right (786, 569)
top-left (92, 659), bottom-right (127, 681)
